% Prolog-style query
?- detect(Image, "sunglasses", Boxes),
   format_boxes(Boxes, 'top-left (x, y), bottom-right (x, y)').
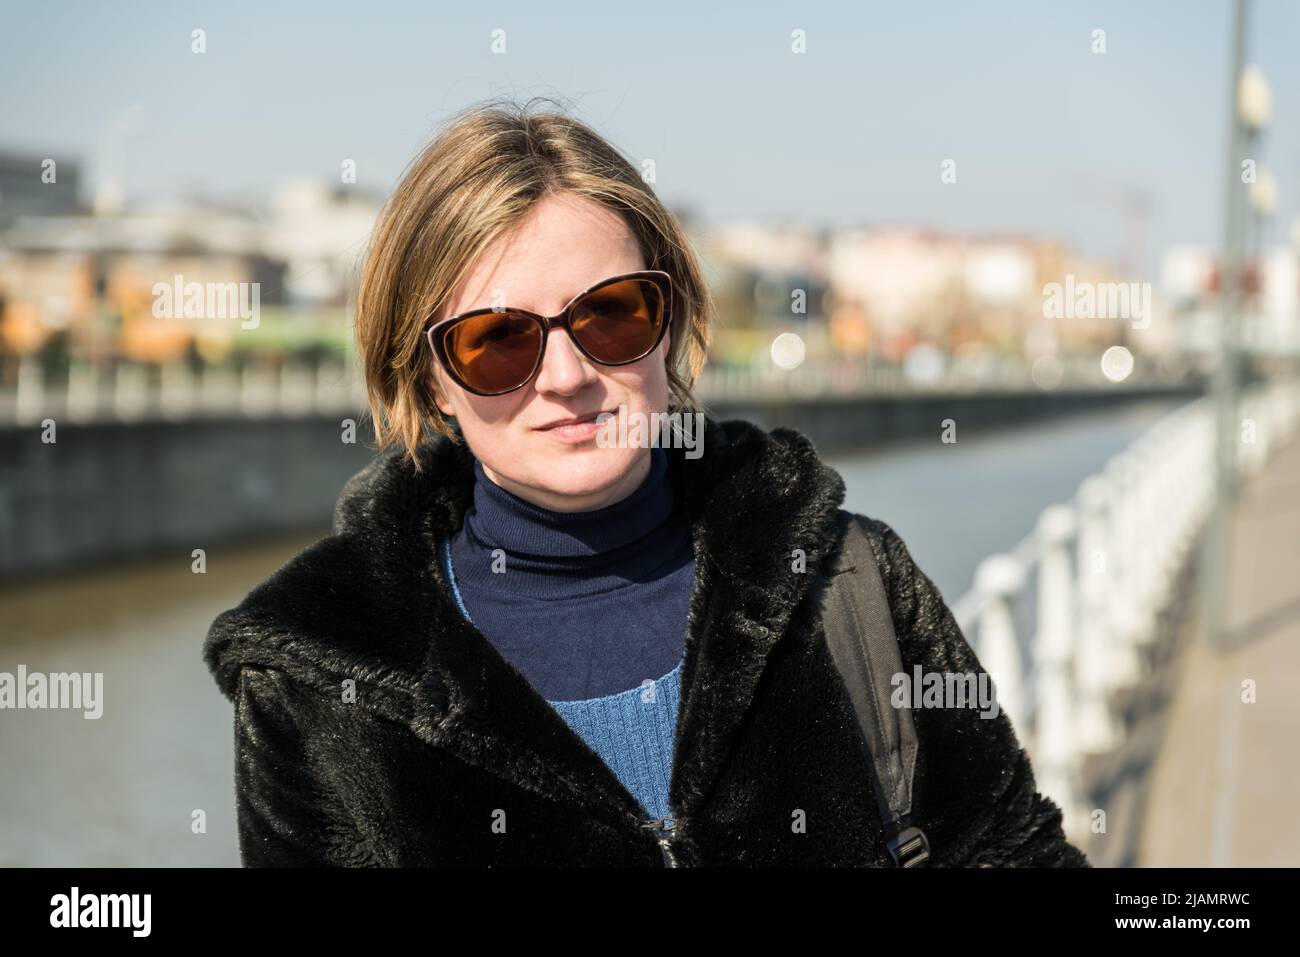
top-left (425, 269), bottom-right (674, 396)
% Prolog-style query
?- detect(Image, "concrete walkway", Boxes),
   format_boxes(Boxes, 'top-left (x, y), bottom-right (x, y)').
top-left (1138, 432), bottom-right (1300, 867)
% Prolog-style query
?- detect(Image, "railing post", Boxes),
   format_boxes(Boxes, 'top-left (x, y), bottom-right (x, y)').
top-left (16, 354), bottom-right (46, 425)
top-left (1101, 452), bottom-right (1144, 687)
top-left (1032, 504), bottom-right (1084, 837)
top-left (314, 357), bottom-right (337, 413)
top-left (113, 361), bottom-right (149, 421)
top-left (66, 359), bottom-right (99, 423)
top-left (279, 361), bottom-right (314, 416)
top-left (160, 360), bottom-right (195, 421)
top-left (239, 359), bottom-right (276, 417)
top-left (973, 554), bottom-right (1029, 744)
top-left (1074, 475), bottom-right (1122, 754)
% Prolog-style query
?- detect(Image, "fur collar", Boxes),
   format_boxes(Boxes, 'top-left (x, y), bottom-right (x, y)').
top-left (204, 414), bottom-right (849, 826)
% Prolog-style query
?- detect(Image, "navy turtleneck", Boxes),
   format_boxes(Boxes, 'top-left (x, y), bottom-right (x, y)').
top-left (443, 446), bottom-right (695, 702)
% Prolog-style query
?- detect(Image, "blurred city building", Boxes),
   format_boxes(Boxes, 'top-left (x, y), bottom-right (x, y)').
top-left (1162, 240), bottom-right (1300, 353)
top-left (0, 150), bottom-right (85, 227)
top-left (0, 166), bottom-right (382, 377)
top-left (5, 145), bottom-right (1294, 410)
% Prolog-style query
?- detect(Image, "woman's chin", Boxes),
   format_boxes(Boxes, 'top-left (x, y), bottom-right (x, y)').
top-left (532, 447), bottom-right (644, 500)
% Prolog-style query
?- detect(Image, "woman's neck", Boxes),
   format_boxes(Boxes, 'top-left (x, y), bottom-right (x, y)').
top-left (451, 446), bottom-right (686, 598)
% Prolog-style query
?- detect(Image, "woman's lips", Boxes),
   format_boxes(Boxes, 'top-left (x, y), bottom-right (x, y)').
top-left (534, 410), bottom-right (609, 442)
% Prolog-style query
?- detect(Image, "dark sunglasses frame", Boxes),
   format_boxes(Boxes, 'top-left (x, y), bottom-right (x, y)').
top-left (425, 269), bottom-right (674, 396)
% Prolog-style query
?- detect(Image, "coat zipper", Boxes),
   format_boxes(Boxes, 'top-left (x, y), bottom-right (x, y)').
top-left (641, 815), bottom-right (680, 867)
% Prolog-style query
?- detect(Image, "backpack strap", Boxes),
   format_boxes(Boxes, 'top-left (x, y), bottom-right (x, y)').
top-left (819, 510), bottom-right (930, 867)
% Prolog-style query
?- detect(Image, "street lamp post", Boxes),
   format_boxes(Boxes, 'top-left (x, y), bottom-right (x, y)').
top-left (1201, 0), bottom-right (1270, 652)
top-left (1248, 168), bottom-right (1277, 352)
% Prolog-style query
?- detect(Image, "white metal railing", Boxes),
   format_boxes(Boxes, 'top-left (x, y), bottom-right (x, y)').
top-left (694, 353), bottom-right (1198, 403)
top-left (949, 375), bottom-right (1300, 845)
top-left (1, 355), bottom-right (369, 425)
top-left (1, 353), bottom-right (1202, 426)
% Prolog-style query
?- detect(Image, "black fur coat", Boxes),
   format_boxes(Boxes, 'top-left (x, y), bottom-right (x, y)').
top-left (203, 415), bottom-right (1090, 867)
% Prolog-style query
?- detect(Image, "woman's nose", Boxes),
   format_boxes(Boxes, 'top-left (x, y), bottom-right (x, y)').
top-left (533, 329), bottom-right (598, 394)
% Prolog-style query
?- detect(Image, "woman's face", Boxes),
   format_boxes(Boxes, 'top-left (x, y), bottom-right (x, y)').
top-left (430, 192), bottom-right (673, 512)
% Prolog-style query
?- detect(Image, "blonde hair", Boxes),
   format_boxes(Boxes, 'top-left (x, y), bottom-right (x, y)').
top-left (355, 96), bottom-right (715, 470)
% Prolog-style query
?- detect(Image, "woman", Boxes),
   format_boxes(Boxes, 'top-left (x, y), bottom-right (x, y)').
top-left (203, 99), bottom-right (1089, 868)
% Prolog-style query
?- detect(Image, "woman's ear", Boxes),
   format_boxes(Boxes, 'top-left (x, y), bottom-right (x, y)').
top-left (430, 368), bottom-right (457, 419)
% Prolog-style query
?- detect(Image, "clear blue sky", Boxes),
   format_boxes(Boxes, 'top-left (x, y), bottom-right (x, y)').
top-left (2, 0), bottom-right (1297, 278)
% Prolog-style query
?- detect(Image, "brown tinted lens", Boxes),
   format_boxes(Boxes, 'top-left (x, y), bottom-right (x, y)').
top-left (570, 279), bottom-right (665, 363)
top-left (444, 311), bottom-right (542, 393)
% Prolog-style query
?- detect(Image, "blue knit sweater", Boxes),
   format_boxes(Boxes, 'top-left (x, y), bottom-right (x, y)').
top-left (435, 447), bottom-right (693, 820)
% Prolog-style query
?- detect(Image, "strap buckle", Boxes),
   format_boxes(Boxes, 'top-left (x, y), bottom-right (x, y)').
top-left (886, 824), bottom-right (930, 867)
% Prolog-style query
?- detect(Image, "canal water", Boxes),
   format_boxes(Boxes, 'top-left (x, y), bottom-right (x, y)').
top-left (0, 396), bottom-right (1184, 865)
